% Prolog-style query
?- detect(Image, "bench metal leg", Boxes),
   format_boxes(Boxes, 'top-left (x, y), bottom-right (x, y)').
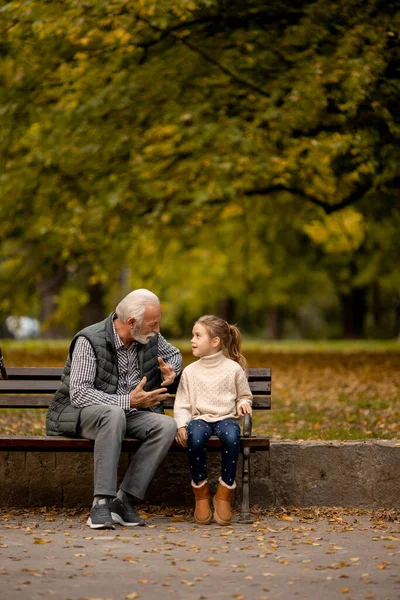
top-left (237, 446), bottom-right (253, 523)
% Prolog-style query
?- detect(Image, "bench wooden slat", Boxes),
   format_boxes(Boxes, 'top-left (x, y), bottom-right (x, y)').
top-left (0, 396), bottom-right (51, 408)
top-left (0, 380), bottom-right (61, 393)
top-left (247, 368), bottom-right (271, 380)
top-left (0, 435), bottom-right (269, 452)
top-left (0, 396), bottom-right (271, 409)
top-left (0, 381), bottom-right (270, 396)
top-left (4, 367), bottom-right (271, 381)
top-left (6, 367), bottom-right (64, 379)
top-left (250, 381), bottom-right (271, 393)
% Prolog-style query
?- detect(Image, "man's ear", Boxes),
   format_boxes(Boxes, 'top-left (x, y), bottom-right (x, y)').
top-left (127, 317), bottom-right (137, 328)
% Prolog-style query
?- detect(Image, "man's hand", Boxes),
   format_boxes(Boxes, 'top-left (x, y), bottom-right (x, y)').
top-left (238, 403), bottom-right (252, 416)
top-left (130, 377), bottom-right (168, 409)
top-left (175, 426), bottom-right (188, 447)
top-left (158, 357), bottom-right (176, 386)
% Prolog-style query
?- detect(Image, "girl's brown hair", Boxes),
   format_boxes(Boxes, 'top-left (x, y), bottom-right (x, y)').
top-left (195, 315), bottom-right (248, 372)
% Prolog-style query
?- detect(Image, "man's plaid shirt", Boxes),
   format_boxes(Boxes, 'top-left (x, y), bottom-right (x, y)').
top-left (69, 318), bottom-right (182, 416)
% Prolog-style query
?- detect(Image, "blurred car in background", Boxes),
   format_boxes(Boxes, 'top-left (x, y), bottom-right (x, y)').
top-left (0, 316), bottom-right (40, 339)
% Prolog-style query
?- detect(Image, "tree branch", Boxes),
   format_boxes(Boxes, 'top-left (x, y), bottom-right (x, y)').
top-left (244, 180), bottom-right (373, 214)
top-left (133, 12), bottom-right (269, 98)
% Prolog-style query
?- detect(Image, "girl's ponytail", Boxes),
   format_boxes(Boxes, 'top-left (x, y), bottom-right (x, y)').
top-left (227, 324), bottom-right (248, 372)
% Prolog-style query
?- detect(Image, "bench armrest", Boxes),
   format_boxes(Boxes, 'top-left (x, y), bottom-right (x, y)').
top-left (242, 413), bottom-right (252, 437)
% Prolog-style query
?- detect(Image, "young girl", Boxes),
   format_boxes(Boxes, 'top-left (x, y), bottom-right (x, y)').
top-left (174, 315), bottom-right (252, 526)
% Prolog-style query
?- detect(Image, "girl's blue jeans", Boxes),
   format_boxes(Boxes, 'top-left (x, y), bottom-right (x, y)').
top-left (187, 418), bottom-right (241, 486)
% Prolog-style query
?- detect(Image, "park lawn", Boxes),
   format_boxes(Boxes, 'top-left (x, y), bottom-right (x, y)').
top-left (0, 341), bottom-right (399, 440)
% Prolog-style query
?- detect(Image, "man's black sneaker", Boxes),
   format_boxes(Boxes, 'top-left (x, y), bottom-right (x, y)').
top-left (87, 498), bottom-right (115, 530)
top-left (110, 497), bottom-right (146, 527)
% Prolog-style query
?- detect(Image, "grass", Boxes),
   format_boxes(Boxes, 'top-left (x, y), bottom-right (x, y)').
top-left (1, 340), bottom-right (399, 440)
top-left (2, 338), bottom-right (400, 352)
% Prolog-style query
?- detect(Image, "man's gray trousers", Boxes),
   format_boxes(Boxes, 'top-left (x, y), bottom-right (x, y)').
top-left (79, 405), bottom-right (177, 499)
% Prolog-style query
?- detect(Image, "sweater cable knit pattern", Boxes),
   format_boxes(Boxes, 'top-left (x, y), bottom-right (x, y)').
top-left (173, 351), bottom-right (253, 430)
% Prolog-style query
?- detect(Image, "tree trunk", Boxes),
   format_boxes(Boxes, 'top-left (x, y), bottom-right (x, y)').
top-left (38, 266), bottom-right (69, 339)
top-left (340, 286), bottom-right (368, 339)
top-left (266, 307), bottom-right (285, 340)
top-left (394, 299), bottom-right (400, 342)
top-left (216, 297), bottom-right (237, 323)
top-left (78, 283), bottom-right (106, 329)
top-left (372, 281), bottom-right (382, 327)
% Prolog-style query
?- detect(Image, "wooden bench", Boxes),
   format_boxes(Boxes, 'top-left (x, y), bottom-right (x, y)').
top-left (0, 361), bottom-right (271, 523)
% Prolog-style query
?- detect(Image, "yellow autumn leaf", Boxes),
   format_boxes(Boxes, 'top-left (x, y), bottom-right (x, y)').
top-left (281, 514), bottom-right (293, 521)
top-left (341, 588), bottom-right (349, 593)
top-left (125, 594), bottom-right (139, 600)
top-left (33, 538), bottom-right (52, 544)
top-left (122, 557), bottom-right (137, 563)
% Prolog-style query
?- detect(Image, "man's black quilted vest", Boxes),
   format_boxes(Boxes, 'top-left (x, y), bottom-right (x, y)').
top-left (46, 313), bottom-right (162, 436)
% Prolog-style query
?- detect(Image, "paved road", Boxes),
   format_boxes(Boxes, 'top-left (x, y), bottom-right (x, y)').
top-left (0, 508), bottom-right (399, 600)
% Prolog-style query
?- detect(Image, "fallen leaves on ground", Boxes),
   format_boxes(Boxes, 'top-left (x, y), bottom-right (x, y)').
top-left (1, 504), bottom-right (399, 525)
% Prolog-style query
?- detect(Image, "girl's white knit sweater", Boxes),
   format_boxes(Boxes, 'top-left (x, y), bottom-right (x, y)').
top-left (173, 351), bottom-right (253, 429)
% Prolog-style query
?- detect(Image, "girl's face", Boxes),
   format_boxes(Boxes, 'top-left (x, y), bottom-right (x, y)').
top-left (191, 323), bottom-right (220, 358)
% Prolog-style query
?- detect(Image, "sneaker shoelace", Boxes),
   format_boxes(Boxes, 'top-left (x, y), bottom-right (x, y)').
top-left (94, 500), bottom-right (111, 518)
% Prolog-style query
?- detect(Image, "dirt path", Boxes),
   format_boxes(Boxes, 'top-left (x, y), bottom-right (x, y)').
top-left (1, 508), bottom-right (399, 600)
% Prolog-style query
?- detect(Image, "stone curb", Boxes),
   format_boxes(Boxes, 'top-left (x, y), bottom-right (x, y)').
top-left (0, 440), bottom-right (398, 508)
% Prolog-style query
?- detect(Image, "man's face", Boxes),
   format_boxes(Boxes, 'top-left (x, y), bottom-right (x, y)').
top-left (131, 304), bottom-right (161, 344)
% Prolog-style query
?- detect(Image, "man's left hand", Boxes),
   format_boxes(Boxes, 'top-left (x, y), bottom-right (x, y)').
top-left (158, 357), bottom-right (176, 386)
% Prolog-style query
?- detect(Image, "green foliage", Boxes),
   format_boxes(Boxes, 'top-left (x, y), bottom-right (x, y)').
top-left (0, 0), bottom-right (398, 335)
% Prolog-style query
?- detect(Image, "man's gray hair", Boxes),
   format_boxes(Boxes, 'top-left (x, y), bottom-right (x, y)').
top-left (116, 289), bottom-right (160, 324)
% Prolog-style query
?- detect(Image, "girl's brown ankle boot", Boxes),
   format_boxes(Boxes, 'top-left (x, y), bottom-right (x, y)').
top-left (191, 480), bottom-right (212, 525)
top-left (213, 478), bottom-right (236, 525)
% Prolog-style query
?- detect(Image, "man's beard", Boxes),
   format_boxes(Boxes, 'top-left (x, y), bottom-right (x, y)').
top-left (132, 324), bottom-right (156, 345)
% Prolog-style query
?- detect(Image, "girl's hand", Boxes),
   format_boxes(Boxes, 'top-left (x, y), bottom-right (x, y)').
top-left (238, 403), bottom-right (252, 416)
top-left (175, 427), bottom-right (188, 447)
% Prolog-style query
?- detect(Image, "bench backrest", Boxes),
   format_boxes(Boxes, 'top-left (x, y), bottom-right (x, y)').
top-left (0, 367), bottom-right (271, 410)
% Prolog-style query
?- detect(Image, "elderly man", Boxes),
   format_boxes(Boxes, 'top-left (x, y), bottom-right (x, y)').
top-left (46, 289), bottom-right (181, 529)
